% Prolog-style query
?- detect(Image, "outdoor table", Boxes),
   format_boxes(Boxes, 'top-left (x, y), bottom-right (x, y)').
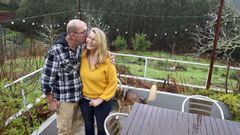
top-left (121, 103), bottom-right (240, 135)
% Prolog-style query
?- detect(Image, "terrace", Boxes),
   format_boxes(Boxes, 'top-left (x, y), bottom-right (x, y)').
top-left (1, 53), bottom-right (239, 134)
top-left (1, 0), bottom-right (240, 134)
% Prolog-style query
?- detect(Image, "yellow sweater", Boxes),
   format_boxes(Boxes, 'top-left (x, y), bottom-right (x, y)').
top-left (80, 51), bottom-right (117, 101)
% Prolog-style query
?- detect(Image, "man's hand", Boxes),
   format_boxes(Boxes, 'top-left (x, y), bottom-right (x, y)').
top-left (48, 101), bottom-right (59, 112)
top-left (89, 98), bottom-right (103, 107)
top-left (46, 93), bottom-right (59, 112)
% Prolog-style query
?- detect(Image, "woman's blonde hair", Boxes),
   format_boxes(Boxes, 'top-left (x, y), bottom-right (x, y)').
top-left (88, 27), bottom-right (108, 65)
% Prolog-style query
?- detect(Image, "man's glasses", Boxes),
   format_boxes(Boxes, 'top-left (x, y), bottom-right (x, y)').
top-left (74, 28), bottom-right (89, 35)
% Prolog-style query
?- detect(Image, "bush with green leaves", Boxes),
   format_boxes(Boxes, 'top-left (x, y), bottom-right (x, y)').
top-left (132, 34), bottom-right (151, 52)
top-left (185, 89), bottom-right (240, 122)
top-left (112, 36), bottom-right (127, 51)
top-left (219, 94), bottom-right (240, 121)
top-left (0, 80), bottom-right (22, 134)
top-left (2, 98), bottom-right (51, 135)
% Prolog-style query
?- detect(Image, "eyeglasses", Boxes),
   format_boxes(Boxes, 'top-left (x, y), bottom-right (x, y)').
top-left (74, 29), bottom-right (88, 35)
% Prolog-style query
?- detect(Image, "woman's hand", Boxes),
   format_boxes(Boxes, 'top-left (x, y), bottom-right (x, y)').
top-left (89, 98), bottom-right (104, 107)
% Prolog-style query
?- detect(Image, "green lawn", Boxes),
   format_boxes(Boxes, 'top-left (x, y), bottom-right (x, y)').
top-left (2, 50), bottom-right (238, 90)
top-left (2, 56), bottom-right (44, 78)
top-left (115, 50), bottom-right (238, 90)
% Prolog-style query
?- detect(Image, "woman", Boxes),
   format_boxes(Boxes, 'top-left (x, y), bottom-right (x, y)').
top-left (79, 27), bottom-right (118, 135)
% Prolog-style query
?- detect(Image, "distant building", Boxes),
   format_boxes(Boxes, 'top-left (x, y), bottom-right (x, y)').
top-left (0, 11), bottom-right (16, 22)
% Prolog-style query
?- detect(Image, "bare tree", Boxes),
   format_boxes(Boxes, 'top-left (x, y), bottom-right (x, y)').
top-left (81, 10), bottom-right (110, 33)
top-left (169, 42), bottom-right (177, 56)
top-left (192, 0), bottom-right (240, 92)
top-left (35, 22), bottom-right (60, 47)
top-left (0, 25), bottom-right (5, 66)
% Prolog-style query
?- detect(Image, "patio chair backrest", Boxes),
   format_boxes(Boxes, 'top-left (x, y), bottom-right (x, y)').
top-left (181, 95), bottom-right (224, 119)
top-left (104, 112), bottom-right (129, 135)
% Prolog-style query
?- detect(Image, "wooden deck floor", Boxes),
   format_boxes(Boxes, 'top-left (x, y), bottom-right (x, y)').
top-left (121, 103), bottom-right (240, 135)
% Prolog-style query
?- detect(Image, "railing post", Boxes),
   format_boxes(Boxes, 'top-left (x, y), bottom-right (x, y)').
top-left (21, 89), bottom-right (28, 110)
top-left (144, 57), bottom-right (148, 78)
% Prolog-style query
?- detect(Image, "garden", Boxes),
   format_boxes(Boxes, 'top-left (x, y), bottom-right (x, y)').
top-left (1, 0), bottom-right (240, 134)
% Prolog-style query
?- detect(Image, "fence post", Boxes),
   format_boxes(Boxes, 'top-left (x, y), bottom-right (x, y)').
top-left (21, 89), bottom-right (28, 110)
top-left (144, 57), bottom-right (148, 78)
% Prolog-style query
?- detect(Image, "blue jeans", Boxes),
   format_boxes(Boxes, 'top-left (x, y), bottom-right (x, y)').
top-left (79, 98), bottom-right (113, 135)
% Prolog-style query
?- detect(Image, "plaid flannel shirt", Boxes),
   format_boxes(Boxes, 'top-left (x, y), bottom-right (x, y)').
top-left (41, 34), bottom-right (83, 102)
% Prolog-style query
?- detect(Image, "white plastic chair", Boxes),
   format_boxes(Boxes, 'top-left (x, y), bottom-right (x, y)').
top-left (181, 95), bottom-right (224, 119)
top-left (104, 112), bottom-right (129, 135)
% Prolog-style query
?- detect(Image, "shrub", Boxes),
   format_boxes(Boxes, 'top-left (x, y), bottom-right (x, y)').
top-left (219, 94), bottom-right (240, 121)
top-left (112, 36), bottom-right (127, 51)
top-left (2, 99), bottom-right (51, 135)
top-left (185, 89), bottom-right (240, 122)
top-left (132, 34), bottom-right (151, 52)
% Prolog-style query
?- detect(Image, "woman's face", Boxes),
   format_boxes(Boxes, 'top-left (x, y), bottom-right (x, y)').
top-left (86, 31), bottom-right (97, 51)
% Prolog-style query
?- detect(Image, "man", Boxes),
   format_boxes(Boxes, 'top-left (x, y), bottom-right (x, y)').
top-left (41, 19), bottom-right (88, 135)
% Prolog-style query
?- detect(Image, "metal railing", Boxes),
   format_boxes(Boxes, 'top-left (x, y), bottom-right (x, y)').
top-left (3, 68), bottom-right (44, 126)
top-left (112, 52), bottom-right (240, 91)
top-left (2, 52), bottom-right (239, 125)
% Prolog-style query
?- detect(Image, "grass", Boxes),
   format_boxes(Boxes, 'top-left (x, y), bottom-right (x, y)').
top-left (115, 50), bottom-right (238, 90)
top-left (1, 49), bottom-right (237, 91)
top-left (116, 50), bottom-right (227, 66)
top-left (117, 62), bottom-right (208, 85)
top-left (2, 56), bottom-right (44, 80)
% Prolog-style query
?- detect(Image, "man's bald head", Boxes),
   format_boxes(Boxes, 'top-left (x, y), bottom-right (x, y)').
top-left (66, 19), bottom-right (87, 34)
top-left (65, 19), bottom-right (88, 48)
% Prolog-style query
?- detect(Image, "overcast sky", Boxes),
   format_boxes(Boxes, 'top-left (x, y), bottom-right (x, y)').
top-left (233, 0), bottom-right (240, 8)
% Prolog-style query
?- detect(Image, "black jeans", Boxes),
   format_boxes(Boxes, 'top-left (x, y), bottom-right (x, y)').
top-left (79, 98), bottom-right (113, 135)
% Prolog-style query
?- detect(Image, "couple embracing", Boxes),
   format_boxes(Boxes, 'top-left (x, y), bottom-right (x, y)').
top-left (41, 19), bottom-right (117, 135)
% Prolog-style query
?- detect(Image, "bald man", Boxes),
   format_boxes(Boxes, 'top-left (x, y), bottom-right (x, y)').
top-left (41, 19), bottom-right (88, 135)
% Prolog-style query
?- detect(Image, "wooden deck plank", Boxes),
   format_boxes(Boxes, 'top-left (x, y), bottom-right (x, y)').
top-left (177, 111), bottom-right (185, 135)
top-left (139, 105), bottom-right (154, 135)
top-left (232, 121), bottom-right (240, 134)
top-left (120, 103), bottom-right (240, 135)
top-left (238, 121), bottom-right (240, 128)
top-left (127, 103), bottom-right (143, 135)
top-left (170, 110), bottom-right (180, 135)
top-left (209, 118), bottom-right (220, 135)
top-left (120, 103), bottom-right (139, 135)
top-left (158, 109), bottom-right (170, 135)
top-left (220, 119), bottom-right (232, 135)
top-left (177, 112), bottom-right (193, 135)
top-left (181, 112), bottom-right (190, 135)
top-left (164, 109), bottom-right (174, 135)
top-left (192, 114), bottom-right (202, 135)
top-left (215, 118), bottom-right (226, 135)
top-left (145, 106), bottom-right (158, 135)
top-left (188, 113), bottom-right (194, 135)
top-left (228, 121), bottom-right (240, 135)
top-left (199, 115), bottom-right (208, 135)
top-left (132, 104), bottom-right (149, 135)
top-left (204, 116), bottom-right (214, 135)
top-left (151, 107), bottom-right (164, 135)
